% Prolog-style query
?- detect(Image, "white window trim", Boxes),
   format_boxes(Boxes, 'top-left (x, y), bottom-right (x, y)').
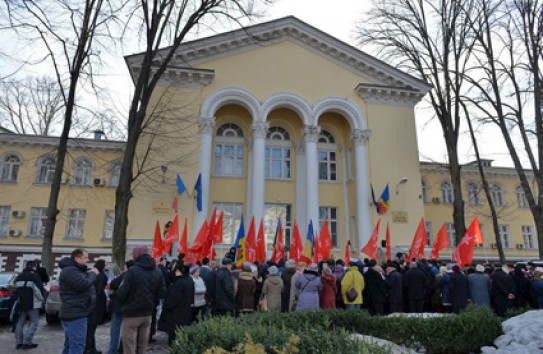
top-left (28, 207), bottom-right (47, 238)
top-left (0, 206), bottom-right (11, 237)
top-left (66, 209), bottom-right (87, 240)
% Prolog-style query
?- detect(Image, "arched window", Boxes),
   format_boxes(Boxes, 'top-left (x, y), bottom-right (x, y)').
top-left (318, 129), bottom-right (337, 181)
top-left (516, 185), bottom-right (528, 208)
top-left (265, 126), bottom-right (291, 179)
top-left (467, 182), bottom-right (480, 206)
top-left (0, 153), bottom-right (21, 182)
top-left (441, 181), bottom-right (453, 204)
top-left (109, 161), bottom-right (121, 187)
top-left (36, 156), bottom-right (56, 184)
top-left (214, 123), bottom-right (244, 176)
top-left (73, 157), bottom-right (94, 186)
top-left (421, 179), bottom-right (430, 203)
top-left (491, 183), bottom-right (504, 207)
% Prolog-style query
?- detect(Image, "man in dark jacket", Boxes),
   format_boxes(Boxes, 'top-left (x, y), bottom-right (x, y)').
top-left (403, 262), bottom-right (427, 312)
top-left (448, 265), bottom-right (469, 313)
top-left (199, 258), bottom-right (213, 318)
top-left (215, 258), bottom-right (235, 316)
top-left (59, 248), bottom-right (98, 354)
top-left (364, 260), bottom-right (387, 316)
top-left (117, 245), bottom-right (166, 354)
top-left (281, 260), bottom-right (297, 312)
top-left (107, 260), bottom-right (134, 354)
top-left (14, 261), bottom-right (44, 350)
top-left (385, 262), bottom-right (403, 313)
top-left (491, 263), bottom-right (517, 316)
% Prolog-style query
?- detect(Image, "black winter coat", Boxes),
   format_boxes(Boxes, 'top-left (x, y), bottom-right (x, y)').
top-left (117, 254), bottom-right (166, 318)
top-left (449, 271), bottom-right (469, 313)
top-left (215, 267), bottom-right (235, 311)
top-left (403, 266), bottom-right (427, 300)
top-left (58, 257), bottom-right (97, 320)
top-left (109, 272), bottom-right (126, 314)
top-left (200, 267), bottom-right (215, 304)
top-left (386, 270), bottom-right (403, 304)
top-left (159, 275), bottom-right (194, 333)
top-left (89, 271), bottom-right (107, 325)
top-left (492, 269), bottom-right (517, 302)
top-left (281, 268), bottom-right (296, 312)
top-left (364, 268), bottom-right (386, 303)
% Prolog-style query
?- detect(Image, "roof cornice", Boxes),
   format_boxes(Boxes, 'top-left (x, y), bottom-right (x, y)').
top-left (355, 84), bottom-right (427, 107)
top-left (0, 134), bottom-right (125, 153)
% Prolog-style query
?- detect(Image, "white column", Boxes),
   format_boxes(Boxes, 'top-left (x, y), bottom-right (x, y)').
top-left (194, 116), bottom-right (215, 236)
top-left (294, 141), bottom-right (306, 228)
top-left (251, 121), bottom-right (269, 223)
top-left (340, 144), bottom-right (351, 247)
top-left (246, 137), bottom-right (254, 220)
top-left (303, 125), bottom-right (321, 235)
top-left (351, 129), bottom-right (372, 250)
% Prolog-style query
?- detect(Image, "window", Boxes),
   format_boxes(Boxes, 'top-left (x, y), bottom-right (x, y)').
top-left (0, 153), bottom-right (21, 182)
top-left (318, 130), bottom-right (337, 181)
top-left (446, 223), bottom-right (456, 247)
top-left (73, 158), bottom-right (93, 186)
top-left (214, 123), bottom-right (244, 177)
top-left (491, 184), bottom-right (504, 207)
top-left (319, 207), bottom-right (338, 248)
top-left (467, 182), bottom-right (480, 206)
top-left (28, 207), bottom-right (47, 238)
top-left (0, 206), bottom-right (10, 237)
top-left (212, 202), bottom-right (243, 245)
top-left (498, 224), bottom-right (511, 248)
top-left (66, 209), bottom-right (86, 239)
top-left (36, 156), bottom-right (55, 184)
top-left (441, 181), bottom-right (453, 204)
top-left (425, 221), bottom-right (432, 246)
top-left (102, 210), bottom-right (115, 240)
top-left (516, 185), bottom-right (528, 208)
top-left (421, 179), bottom-right (429, 203)
top-left (109, 162), bottom-right (121, 188)
top-left (265, 126), bottom-right (291, 179)
top-left (264, 204), bottom-right (292, 249)
top-left (522, 225), bottom-right (535, 249)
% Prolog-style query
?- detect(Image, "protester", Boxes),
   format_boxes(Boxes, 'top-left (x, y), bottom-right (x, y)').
top-left (403, 261), bottom-right (427, 313)
top-left (319, 266), bottom-right (337, 309)
top-left (107, 260), bottom-right (134, 354)
top-left (261, 265), bottom-right (284, 312)
top-left (236, 263), bottom-right (256, 314)
top-left (215, 258), bottom-right (236, 316)
top-left (198, 258), bottom-right (213, 318)
top-left (341, 261), bottom-right (364, 310)
top-left (190, 265), bottom-right (207, 323)
top-left (14, 260), bottom-right (44, 350)
top-left (448, 264), bottom-right (469, 313)
top-left (295, 263), bottom-right (322, 311)
top-left (491, 262), bottom-right (517, 316)
top-left (86, 259), bottom-right (108, 354)
top-left (532, 267), bottom-right (543, 309)
top-left (468, 264), bottom-right (492, 309)
top-left (34, 259), bottom-right (50, 286)
top-left (116, 245), bottom-right (166, 354)
top-left (289, 262), bottom-right (306, 311)
top-left (385, 262), bottom-right (403, 313)
top-left (511, 264), bottom-right (531, 308)
top-left (364, 260), bottom-right (386, 315)
top-left (281, 260), bottom-right (297, 312)
top-left (59, 248), bottom-right (99, 354)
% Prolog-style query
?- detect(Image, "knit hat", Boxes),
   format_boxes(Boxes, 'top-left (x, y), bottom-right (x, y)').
top-left (269, 265), bottom-right (279, 275)
top-left (367, 259), bottom-right (377, 267)
top-left (308, 263), bottom-right (318, 272)
top-left (452, 265), bottom-right (461, 272)
top-left (285, 259), bottom-right (296, 269)
top-left (475, 264), bottom-right (485, 272)
top-left (243, 264), bottom-right (252, 272)
top-left (190, 265), bottom-right (199, 274)
top-left (132, 245), bottom-right (149, 260)
top-left (323, 267), bottom-right (332, 275)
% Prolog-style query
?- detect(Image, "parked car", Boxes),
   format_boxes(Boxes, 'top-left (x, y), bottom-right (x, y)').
top-left (0, 272), bottom-right (17, 321)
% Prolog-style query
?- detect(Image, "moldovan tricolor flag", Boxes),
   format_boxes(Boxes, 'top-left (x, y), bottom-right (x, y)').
top-left (177, 217), bottom-right (188, 255)
top-left (162, 214), bottom-right (179, 255)
top-left (344, 240), bottom-right (351, 265)
top-left (289, 220), bottom-right (303, 262)
top-left (320, 219), bottom-right (333, 260)
top-left (361, 219), bottom-right (380, 259)
top-left (407, 218), bottom-right (427, 261)
top-left (452, 217), bottom-right (482, 266)
top-left (256, 219), bottom-right (266, 264)
top-left (301, 220), bottom-right (315, 264)
top-left (385, 222), bottom-right (392, 260)
top-left (152, 221), bottom-right (162, 260)
top-left (430, 224), bottom-right (450, 260)
top-left (271, 220), bottom-right (286, 263)
top-left (234, 215), bottom-right (245, 268)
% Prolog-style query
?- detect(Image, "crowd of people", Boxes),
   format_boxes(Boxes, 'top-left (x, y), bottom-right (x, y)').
top-left (10, 247), bottom-right (543, 354)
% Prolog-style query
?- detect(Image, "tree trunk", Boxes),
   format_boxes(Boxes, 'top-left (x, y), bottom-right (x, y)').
top-left (448, 146), bottom-right (466, 245)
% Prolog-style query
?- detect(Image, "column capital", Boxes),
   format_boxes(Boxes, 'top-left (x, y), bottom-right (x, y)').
top-left (302, 125), bottom-right (321, 143)
top-left (198, 116), bottom-right (216, 135)
top-left (350, 129), bottom-right (371, 145)
top-left (252, 121), bottom-right (269, 139)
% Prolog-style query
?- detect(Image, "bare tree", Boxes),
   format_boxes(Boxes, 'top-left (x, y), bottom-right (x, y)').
top-left (112, 0), bottom-right (272, 268)
top-left (358, 0), bottom-right (478, 243)
top-left (461, 0), bottom-right (543, 258)
top-left (3, 0), bottom-right (120, 272)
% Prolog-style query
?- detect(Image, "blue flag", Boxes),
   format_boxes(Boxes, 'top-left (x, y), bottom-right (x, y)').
top-left (233, 214), bottom-right (245, 250)
top-left (194, 173), bottom-right (202, 211)
top-left (176, 174), bottom-right (186, 195)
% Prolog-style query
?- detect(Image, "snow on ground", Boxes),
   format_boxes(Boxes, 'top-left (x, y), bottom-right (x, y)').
top-left (350, 334), bottom-right (422, 354)
top-left (481, 310), bottom-right (543, 354)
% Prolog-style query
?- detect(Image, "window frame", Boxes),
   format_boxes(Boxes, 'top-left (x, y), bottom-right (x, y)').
top-left (109, 161), bottom-right (121, 188)
top-left (66, 209), bottom-right (87, 240)
top-left (516, 185), bottom-right (529, 208)
top-left (491, 183), bottom-right (504, 207)
top-left (102, 210), bottom-right (115, 240)
top-left (498, 224), bottom-right (511, 249)
top-left (214, 123), bottom-right (245, 177)
top-left (421, 179), bottom-right (430, 203)
top-left (441, 181), bottom-right (453, 204)
top-left (72, 157), bottom-right (94, 186)
top-left (521, 225), bottom-right (535, 249)
top-left (467, 182), bottom-right (480, 206)
top-left (0, 153), bottom-right (21, 182)
top-left (0, 206), bottom-right (10, 237)
top-left (425, 221), bottom-right (433, 246)
top-left (265, 127), bottom-right (291, 180)
top-left (264, 203), bottom-right (292, 249)
top-left (211, 202), bottom-right (243, 245)
top-left (36, 156), bottom-right (56, 184)
top-left (446, 222), bottom-right (456, 247)
top-left (28, 207), bottom-right (47, 238)
top-left (319, 206), bottom-right (338, 248)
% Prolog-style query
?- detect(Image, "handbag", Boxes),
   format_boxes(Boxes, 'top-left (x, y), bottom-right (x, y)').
top-left (346, 287), bottom-right (358, 302)
top-left (257, 295), bottom-right (268, 312)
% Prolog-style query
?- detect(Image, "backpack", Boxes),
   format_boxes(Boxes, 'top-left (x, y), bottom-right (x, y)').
top-left (16, 281), bottom-right (34, 311)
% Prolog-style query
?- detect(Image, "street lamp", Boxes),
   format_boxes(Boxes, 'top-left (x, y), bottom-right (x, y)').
top-left (395, 177), bottom-right (409, 194)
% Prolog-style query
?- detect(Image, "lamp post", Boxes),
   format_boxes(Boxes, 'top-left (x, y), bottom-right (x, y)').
top-left (395, 177), bottom-right (409, 194)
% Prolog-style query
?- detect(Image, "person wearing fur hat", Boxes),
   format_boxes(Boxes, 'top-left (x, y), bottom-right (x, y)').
top-left (262, 266), bottom-right (284, 312)
top-left (532, 267), bottom-right (543, 309)
top-left (235, 263), bottom-right (255, 314)
top-left (319, 267), bottom-right (337, 309)
top-left (281, 260), bottom-right (297, 312)
top-left (294, 264), bottom-right (322, 311)
top-left (468, 264), bottom-right (492, 309)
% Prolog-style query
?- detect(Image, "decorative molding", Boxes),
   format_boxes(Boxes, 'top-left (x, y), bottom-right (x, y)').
top-left (200, 87), bottom-right (261, 120)
top-left (350, 129), bottom-right (371, 145)
top-left (0, 134), bottom-right (125, 153)
top-left (198, 116), bottom-right (216, 135)
top-left (129, 65), bottom-right (215, 89)
top-left (302, 125), bottom-right (321, 143)
top-left (261, 92), bottom-right (312, 126)
top-left (313, 96), bottom-right (366, 130)
top-left (252, 121), bottom-right (269, 139)
top-left (355, 84), bottom-right (427, 107)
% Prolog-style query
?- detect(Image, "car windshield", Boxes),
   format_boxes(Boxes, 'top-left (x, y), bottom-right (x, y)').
top-left (0, 274), bottom-right (14, 284)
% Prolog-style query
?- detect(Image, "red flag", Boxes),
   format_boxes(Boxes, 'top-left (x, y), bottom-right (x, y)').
top-left (344, 240), bottom-right (351, 265)
top-left (407, 218), bottom-right (427, 261)
top-left (214, 211), bottom-right (224, 244)
top-left (452, 217), bottom-right (480, 266)
top-left (152, 221), bottom-right (162, 260)
top-left (201, 209), bottom-right (217, 260)
top-left (430, 224), bottom-right (450, 260)
top-left (320, 219), bottom-right (333, 260)
top-left (177, 217), bottom-right (188, 255)
top-left (472, 217), bottom-right (484, 244)
top-left (361, 219), bottom-right (380, 259)
top-left (172, 194), bottom-right (179, 213)
top-left (313, 233), bottom-right (321, 263)
top-left (256, 219), bottom-right (266, 263)
top-left (386, 222), bottom-right (392, 260)
top-left (290, 220), bottom-right (303, 262)
top-left (163, 214), bottom-right (180, 255)
top-left (271, 221), bottom-right (286, 263)
top-left (245, 216), bottom-right (257, 263)
top-left (188, 220), bottom-right (208, 263)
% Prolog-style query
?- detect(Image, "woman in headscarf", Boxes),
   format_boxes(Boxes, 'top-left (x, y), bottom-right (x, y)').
top-left (319, 266), bottom-right (337, 309)
top-left (261, 266), bottom-right (284, 312)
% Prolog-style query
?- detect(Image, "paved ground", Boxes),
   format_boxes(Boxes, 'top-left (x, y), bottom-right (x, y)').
top-left (0, 314), bottom-right (170, 354)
